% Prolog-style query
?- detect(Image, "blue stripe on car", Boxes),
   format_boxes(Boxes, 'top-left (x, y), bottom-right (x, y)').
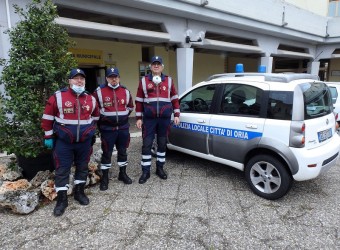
top-left (173, 122), bottom-right (262, 140)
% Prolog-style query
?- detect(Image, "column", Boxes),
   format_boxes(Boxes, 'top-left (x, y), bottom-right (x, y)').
top-left (260, 57), bottom-right (273, 73)
top-left (307, 61), bottom-right (320, 76)
top-left (0, 27), bottom-right (11, 96)
top-left (176, 47), bottom-right (194, 95)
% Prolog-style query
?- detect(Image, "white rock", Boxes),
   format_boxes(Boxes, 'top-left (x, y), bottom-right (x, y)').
top-left (0, 164), bottom-right (6, 178)
top-left (88, 171), bottom-right (100, 185)
top-left (0, 190), bottom-right (39, 214)
top-left (92, 149), bottom-right (103, 163)
top-left (2, 171), bottom-right (22, 181)
top-left (30, 170), bottom-right (53, 188)
top-left (41, 179), bottom-right (57, 201)
top-left (0, 179), bottom-right (31, 193)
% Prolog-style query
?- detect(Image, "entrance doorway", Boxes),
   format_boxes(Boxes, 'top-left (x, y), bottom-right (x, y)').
top-left (81, 67), bottom-right (106, 93)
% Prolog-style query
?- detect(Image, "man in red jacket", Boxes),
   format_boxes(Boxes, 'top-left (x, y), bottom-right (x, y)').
top-left (41, 68), bottom-right (100, 217)
top-left (135, 56), bottom-right (180, 184)
top-left (93, 68), bottom-right (134, 191)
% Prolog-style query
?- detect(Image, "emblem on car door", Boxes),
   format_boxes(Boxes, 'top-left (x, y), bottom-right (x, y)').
top-left (326, 119), bottom-right (329, 125)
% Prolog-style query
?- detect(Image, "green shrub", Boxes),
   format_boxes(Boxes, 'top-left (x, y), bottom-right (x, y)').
top-left (0, 0), bottom-right (77, 157)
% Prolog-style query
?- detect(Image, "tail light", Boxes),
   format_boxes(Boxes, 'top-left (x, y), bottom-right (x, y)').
top-left (290, 121), bottom-right (305, 148)
top-left (334, 112), bottom-right (339, 130)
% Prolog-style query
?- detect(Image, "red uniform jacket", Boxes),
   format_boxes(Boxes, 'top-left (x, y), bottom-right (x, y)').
top-left (135, 73), bottom-right (180, 119)
top-left (41, 88), bottom-right (100, 143)
top-left (93, 83), bottom-right (134, 131)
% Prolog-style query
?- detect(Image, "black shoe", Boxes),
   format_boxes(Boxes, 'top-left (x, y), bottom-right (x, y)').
top-left (139, 172), bottom-right (150, 184)
top-left (74, 184), bottom-right (89, 205)
top-left (100, 169), bottom-right (109, 191)
top-left (156, 167), bottom-right (167, 180)
top-left (53, 190), bottom-right (68, 217)
top-left (118, 166), bottom-right (132, 184)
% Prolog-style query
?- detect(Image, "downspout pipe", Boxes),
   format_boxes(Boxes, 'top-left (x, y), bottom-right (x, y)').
top-left (5, 0), bottom-right (11, 29)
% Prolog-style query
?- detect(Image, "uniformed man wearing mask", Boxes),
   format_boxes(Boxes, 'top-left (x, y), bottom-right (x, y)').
top-left (41, 68), bottom-right (100, 216)
top-left (135, 56), bottom-right (180, 184)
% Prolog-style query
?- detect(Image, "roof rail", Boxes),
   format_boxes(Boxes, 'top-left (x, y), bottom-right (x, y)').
top-left (206, 73), bottom-right (319, 83)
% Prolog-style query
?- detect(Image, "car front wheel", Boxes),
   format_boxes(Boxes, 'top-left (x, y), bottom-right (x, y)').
top-left (245, 154), bottom-right (293, 200)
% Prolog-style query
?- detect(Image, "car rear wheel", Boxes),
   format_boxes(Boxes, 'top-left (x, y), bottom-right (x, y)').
top-left (245, 154), bottom-right (293, 200)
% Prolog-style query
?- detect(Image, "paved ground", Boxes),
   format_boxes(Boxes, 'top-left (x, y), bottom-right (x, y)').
top-left (1, 127), bottom-right (340, 249)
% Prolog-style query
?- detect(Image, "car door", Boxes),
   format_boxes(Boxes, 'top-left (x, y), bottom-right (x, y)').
top-left (168, 84), bottom-right (217, 154)
top-left (208, 83), bottom-right (268, 164)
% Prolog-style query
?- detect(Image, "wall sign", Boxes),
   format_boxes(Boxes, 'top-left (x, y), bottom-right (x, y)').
top-left (331, 70), bottom-right (340, 76)
top-left (69, 48), bottom-right (103, 65)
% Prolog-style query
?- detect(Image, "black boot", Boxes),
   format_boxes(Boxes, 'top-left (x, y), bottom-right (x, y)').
top-left (139, 171), bottom-right (150, 184)
top-left (100, 169), bottom-right (109, 191)
top-left (156, 166), bottom-right (167, 180)
top-left (118, 166), bottom-right (132, 184)
top-left (53, 190), bottom-right (68, 217)
top-left (74, 183), bottom-right (89, 205)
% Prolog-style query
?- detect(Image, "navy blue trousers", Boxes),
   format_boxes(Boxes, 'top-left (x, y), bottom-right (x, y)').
top-left (141, 117), bottom-right (171, 172)
top-left (100, 129), bottom-right (130, 169)
top-left (53, 138), bottom-right (92, 189)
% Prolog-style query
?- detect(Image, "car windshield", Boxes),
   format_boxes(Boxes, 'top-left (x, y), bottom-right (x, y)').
top-left (300, 81), bottom-right (333, 119)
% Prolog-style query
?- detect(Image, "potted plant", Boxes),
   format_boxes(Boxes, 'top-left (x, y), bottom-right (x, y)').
top-left (0, 0), bottom-right (77, 179)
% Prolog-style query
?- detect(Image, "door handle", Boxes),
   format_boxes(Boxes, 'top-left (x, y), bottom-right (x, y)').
top-left (246, 124), bottom-right (258, 129)
top-left (197, 119), bottom-right (206, 123)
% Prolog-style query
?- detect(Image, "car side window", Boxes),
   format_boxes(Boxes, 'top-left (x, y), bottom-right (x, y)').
top-left (328, 86), bottom-right (338, 104)
top-left (267, 91), bottom-right (293, 120)
top-left (219, 84), bottom-right (262, 116)
top-left (179, 85), bottom-right (216, 113)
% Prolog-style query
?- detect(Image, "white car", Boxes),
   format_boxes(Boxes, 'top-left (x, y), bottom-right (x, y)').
top-left (326, 82), bottom-right (340, 125)
top-left (168, 69), bottom-right (340, 200)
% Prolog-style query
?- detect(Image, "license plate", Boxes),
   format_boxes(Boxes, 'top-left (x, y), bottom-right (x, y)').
top-left (318, 128), bottom-right (332, 143)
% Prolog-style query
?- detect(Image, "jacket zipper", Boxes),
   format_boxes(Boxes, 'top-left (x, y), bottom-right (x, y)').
top-left (156, 83), bottom-right (159, 117)
top-left (76, 94), bottom-right (81, 142)
top-left (113, 88), bottom-right (119, 129)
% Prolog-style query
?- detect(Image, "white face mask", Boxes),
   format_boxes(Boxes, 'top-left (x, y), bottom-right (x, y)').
top-left (108, 83), bottom-right (119, 89)
top-left (71, 85), bottom-right (85, 94)
top-left (152, 75), bottom-right (162, 85)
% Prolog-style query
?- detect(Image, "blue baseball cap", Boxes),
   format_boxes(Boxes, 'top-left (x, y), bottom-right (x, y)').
top-left (151, 56), bottom-right (163, 65)
top-left (106, 68), bottom-right (120, 77)
top-left (69, 68), bottom-right (86, 79)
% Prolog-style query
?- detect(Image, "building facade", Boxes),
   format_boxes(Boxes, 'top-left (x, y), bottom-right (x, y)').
top-left (1, 0), bottom-right (340, 99)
